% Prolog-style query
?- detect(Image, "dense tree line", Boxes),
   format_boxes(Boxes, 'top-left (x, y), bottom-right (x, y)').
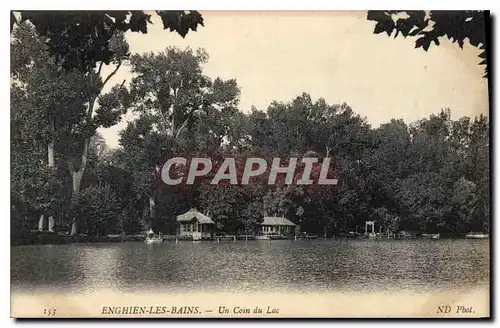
top-left (11, 21), bottom-right (490, 243)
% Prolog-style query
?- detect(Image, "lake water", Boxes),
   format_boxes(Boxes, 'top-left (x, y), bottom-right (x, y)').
top-left (11, 239), bottom-right (490, 294)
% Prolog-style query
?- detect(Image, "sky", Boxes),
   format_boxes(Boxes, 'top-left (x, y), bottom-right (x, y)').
top-left (98, 10), bottom-right (489, 148)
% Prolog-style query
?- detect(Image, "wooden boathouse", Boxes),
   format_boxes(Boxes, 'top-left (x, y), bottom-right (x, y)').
top-left (176, 209), bottom-right (215, 240)
top-left (257, 216), bottom-right (298, 239)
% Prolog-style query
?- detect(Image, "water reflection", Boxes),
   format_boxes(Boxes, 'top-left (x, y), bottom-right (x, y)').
top-left (11, 239), bottom-right (490, 294)
top-left (77, 245), bottom-right (121, 293)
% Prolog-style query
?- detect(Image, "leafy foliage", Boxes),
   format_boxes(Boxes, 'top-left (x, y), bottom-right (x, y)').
top-left (12, 10), bottom-right (204, 72)
top-left (11, 37), bottom-right (490, 241)
top-left (77, 184), bottom-right (122, 237)
top-left (367, 10), bottom-right (488, 77)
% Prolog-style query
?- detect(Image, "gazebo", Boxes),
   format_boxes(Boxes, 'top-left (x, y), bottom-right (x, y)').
top-left (258, 216), bottom-right (297, 238)
top-left (176, 209), bottom-right (215, 240)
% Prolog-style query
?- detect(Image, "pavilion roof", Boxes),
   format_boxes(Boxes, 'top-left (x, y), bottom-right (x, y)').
top-left (260, 216), bottom-right (296, 226)
top-left (176, 209), bottom-right (215, 224)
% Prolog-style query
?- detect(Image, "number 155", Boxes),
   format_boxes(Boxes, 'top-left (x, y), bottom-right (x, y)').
top-left (43, 308), bottom-right (56, 316)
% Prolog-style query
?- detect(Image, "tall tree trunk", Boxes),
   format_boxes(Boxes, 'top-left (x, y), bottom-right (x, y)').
top-left (64, 62), bottom-right (122, 237)
top-left (48, 216), bottom-right (55, 232)
top-left (69, 169), bottom-right (84, 236)
top-left (68, 139), bottom-right (89, 236)
top-left (141, 203), bottom-right (149, 230)
top-left (149, 195), bottom-right (155, 230)
top-left (41, 118), bottom-right (56, 233)
top-left (48, 142), bottom-right (55, 167)
top-left (38, 214), bottom-right (45, 231)
top-left (48, 135), bottom-right (55, 168)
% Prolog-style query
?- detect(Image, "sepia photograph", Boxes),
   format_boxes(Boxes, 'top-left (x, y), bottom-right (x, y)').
top-left (9, 9), bottom-right (491, 319)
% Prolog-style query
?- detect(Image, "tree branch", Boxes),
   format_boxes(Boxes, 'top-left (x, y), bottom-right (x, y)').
top-left (79, 138), bottom-right (90, 173)
top-left (96, 61), bottom-right (104, 77)
top-left (67, 158), bottom-right (75, 173)
top-left (118, 79), bottom-right (126, 90)
top-left (175, 117), bottom-right (190, 139)
top-left (110, 79), bottom-right (127, 112)
top-left (101, 61), bottom-right (122, 92)
top-left (87, 62), bottom-right (124, 120)
top-left (156, 107), bottom-right (170, 135)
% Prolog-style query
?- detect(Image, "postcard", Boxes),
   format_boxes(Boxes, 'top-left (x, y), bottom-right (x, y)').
top-left (10, 10), bottom-right (490, 319)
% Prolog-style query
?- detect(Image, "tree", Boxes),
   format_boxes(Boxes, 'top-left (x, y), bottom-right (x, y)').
top-left (117, 116), bottom-right (178, 231)
top-left (11, 22), bottom-right (87, 170)
top-left (367, 10), bottom-right (489, 77)
top-left (11, 11), bottom-right (204, 72)
top-left (240, 185), bottom-right (267, 234)
top-left (121, 47), bottom-right (240, 229)
top-left (11, 21), bottom-right (132, 235)
top-left (198, 183), bottom-right (246, 233)
top-left (452, 177), bottom-right (477, 232)
top-left (396, 172), bottom-right (453, 232)
top-left (11, 22), bottom-right (89, 232)
top-left (129, 47), bottom-right (239, 138)
top-left (11, 10), bottom-right (206, 236)
top-left (448, 114), bottom-right (490, 232)
top-left (77, 184), bottom-right (122, 237)
top-left (469, 115), bottom-right (490, 232)
top-left (362, 119), bottom-right (411, 229)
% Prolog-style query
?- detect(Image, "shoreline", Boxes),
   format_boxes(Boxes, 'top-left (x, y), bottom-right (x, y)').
top-left (11, 231), bottom-right (490, 247)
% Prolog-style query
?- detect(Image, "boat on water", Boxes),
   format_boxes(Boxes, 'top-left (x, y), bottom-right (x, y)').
top-left (145, 229), bottom-right (163, 243)
top-left (422, 233), bottom-right (440, 239)
top-left (465, 232), bottom-right (489, 239)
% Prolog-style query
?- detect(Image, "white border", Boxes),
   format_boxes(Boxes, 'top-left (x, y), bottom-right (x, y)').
top-left (6, 1), bottom-right (498, 10)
